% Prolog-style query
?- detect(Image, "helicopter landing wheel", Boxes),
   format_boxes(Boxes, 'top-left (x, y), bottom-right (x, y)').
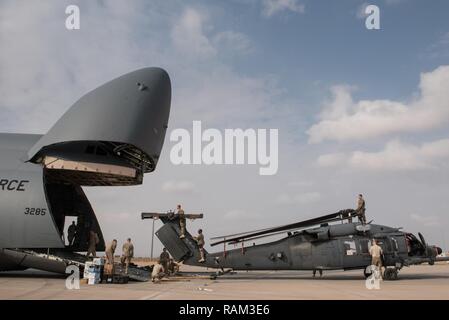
top-left (383, 267), bottom-right (398, 281)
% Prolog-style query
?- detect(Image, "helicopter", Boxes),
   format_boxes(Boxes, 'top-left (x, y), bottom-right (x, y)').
top-left (142, 209), bottom-right (448, 280)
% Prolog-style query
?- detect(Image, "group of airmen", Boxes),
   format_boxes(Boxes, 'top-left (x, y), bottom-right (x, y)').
top-left (67, 222), bottom-right (102, 259)
top-left (313, 194), bottom-right (383, 278)
top-left (86, 231), bottom-right (134, 273)
top-left (105, 238), bottom-right (135, 273)
top-left (73, 196), bottom-right (380, 281)
top-left (161, 197), bottom-right (385, 282)
top-left (65, 204), bottom-right (201, 282)
top-left (176, 204), bottom-right (206, 263)
top-left (150, 197), bottom-right (373, 281)
top-left (345, 194), bottom-right (366, 224)
top-left (353, 195), bottom-right (386, 278)
top-left (151, 204), bottom-right (205, 282)
top-left (151, 248), bottom-right (181, 283)
top-left (67, 220), bottom-right (135, 273)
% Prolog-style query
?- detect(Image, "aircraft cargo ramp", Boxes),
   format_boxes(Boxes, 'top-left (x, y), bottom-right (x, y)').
top-left (0, 249), bottom-right (150, 282)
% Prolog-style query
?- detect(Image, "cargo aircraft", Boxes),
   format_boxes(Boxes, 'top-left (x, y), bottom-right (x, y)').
top-left (0, 67), bottom-right (171, 278)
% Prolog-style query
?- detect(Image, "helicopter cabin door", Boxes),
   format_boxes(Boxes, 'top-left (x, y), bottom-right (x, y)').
top-left (374, 236), bottom-right (395, 266)
top-left (340, 237), bottom-right (366, 268)
top-left (311, 241), bottom-right (336, 269)
top-left (359, 238), bottom-right (372, 266)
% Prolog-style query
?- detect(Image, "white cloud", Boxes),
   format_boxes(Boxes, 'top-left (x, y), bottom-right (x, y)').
top-left (171, 7), bottom-right (216, 58)
top-left (167, 8), bottom-right (297, 130)
top-left (307, 66), bottom-right (449, 143)
top-left (410, 213), bottom-right (440, 227)
top-left (174, 69), bottom-right (294, 128)
top-left (317, 138), bottom-right (449, 171)
top-left (223, 209), bottom-right (262, 221)
top-left (287, 181), bottom-right (313, 187)
top-left (162, 180), bottom-right (195, 193)
top-left (0, 3), bottom-right (282, 134)
top-left (213, 31), bottom-right (253, 56)
top-left (0, 0), bottom-right (166, 133)
top-left (171, 8), bottom-right (253, 60)
top-left (262, 0), bottom-right (305, 17)
top-left (276, 192), bottom-right (321, 205)
top-left (317, 152), bottom-right (347, 167)
top-left (317, 85), bottom-right (356, 121)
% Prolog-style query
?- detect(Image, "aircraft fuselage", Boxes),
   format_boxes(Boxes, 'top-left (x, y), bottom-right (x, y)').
top-left (0, 67), bottom-right (172, 272)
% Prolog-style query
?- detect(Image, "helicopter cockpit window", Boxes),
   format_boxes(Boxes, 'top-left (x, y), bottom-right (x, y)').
top-left (391, 238), bottom-right (399, 251)
top-left (344, 240), bottom-right (357, 256)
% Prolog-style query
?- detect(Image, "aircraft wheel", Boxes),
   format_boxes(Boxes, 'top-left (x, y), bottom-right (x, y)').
top-left (384, 268), bottom-right (398, 281)
top-left (383, 268), bottom-right (392, 280)
top-left (393, 270), bottom-right (398, 280)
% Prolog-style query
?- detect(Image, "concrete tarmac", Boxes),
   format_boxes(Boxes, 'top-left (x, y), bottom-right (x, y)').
top-left (1, 264), bottom-right (448, 300)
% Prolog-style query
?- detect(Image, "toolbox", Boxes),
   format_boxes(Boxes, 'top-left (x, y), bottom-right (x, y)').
top-left (102, 275), bottom-right (114, 284)
top-left (112, 274), bottom-right (129, 284)
top-left (113, 263), bottom-right (125, 274)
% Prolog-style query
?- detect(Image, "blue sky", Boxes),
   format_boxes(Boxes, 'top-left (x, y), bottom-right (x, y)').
top-left (200, 0), bottom-right (449, 102)
top-left (1, 0), bottom-right (449, 255)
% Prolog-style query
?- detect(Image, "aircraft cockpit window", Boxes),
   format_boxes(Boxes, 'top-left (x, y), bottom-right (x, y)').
top-left (344, 240), bottom-right (357, 256)
top-left (406, 233), bottom-right (426, 256)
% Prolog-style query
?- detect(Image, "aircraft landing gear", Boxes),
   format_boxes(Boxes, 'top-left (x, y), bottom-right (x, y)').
top-left (383, 267), bottom-right (398, 281)
top-left (364, 265), bottom-right (399, 280)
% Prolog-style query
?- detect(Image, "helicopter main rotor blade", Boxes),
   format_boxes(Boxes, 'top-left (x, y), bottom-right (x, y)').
top-left (210, 226), bottom-right (276, 240)
top-left (210, 209), bottom-right (355, 247)
top-left (227, 229), bottom-right (298, 245)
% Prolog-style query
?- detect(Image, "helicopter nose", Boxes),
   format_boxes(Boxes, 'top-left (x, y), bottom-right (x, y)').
top-left (436, 246), bottom-right (442, 255)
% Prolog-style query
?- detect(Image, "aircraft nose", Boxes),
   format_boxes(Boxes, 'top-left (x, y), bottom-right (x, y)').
top-left (436, 247), bottom-right (443, 255)
top-left (27, 67), bottom-right (172, 172)
top-left (131, 67), bottom-right (172, 162)
top-left (142, 67), bottom-right (171, 129)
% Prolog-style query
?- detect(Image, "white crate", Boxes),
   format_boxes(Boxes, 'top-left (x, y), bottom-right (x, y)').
top-left (84, 268), bottom-right (101, 279)
top-left (93, 258), bottom-right (105, 266)
top-left (85, 273), bottom-right (100, 280)
top-left (88, 277), bottom-right (100, 285)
